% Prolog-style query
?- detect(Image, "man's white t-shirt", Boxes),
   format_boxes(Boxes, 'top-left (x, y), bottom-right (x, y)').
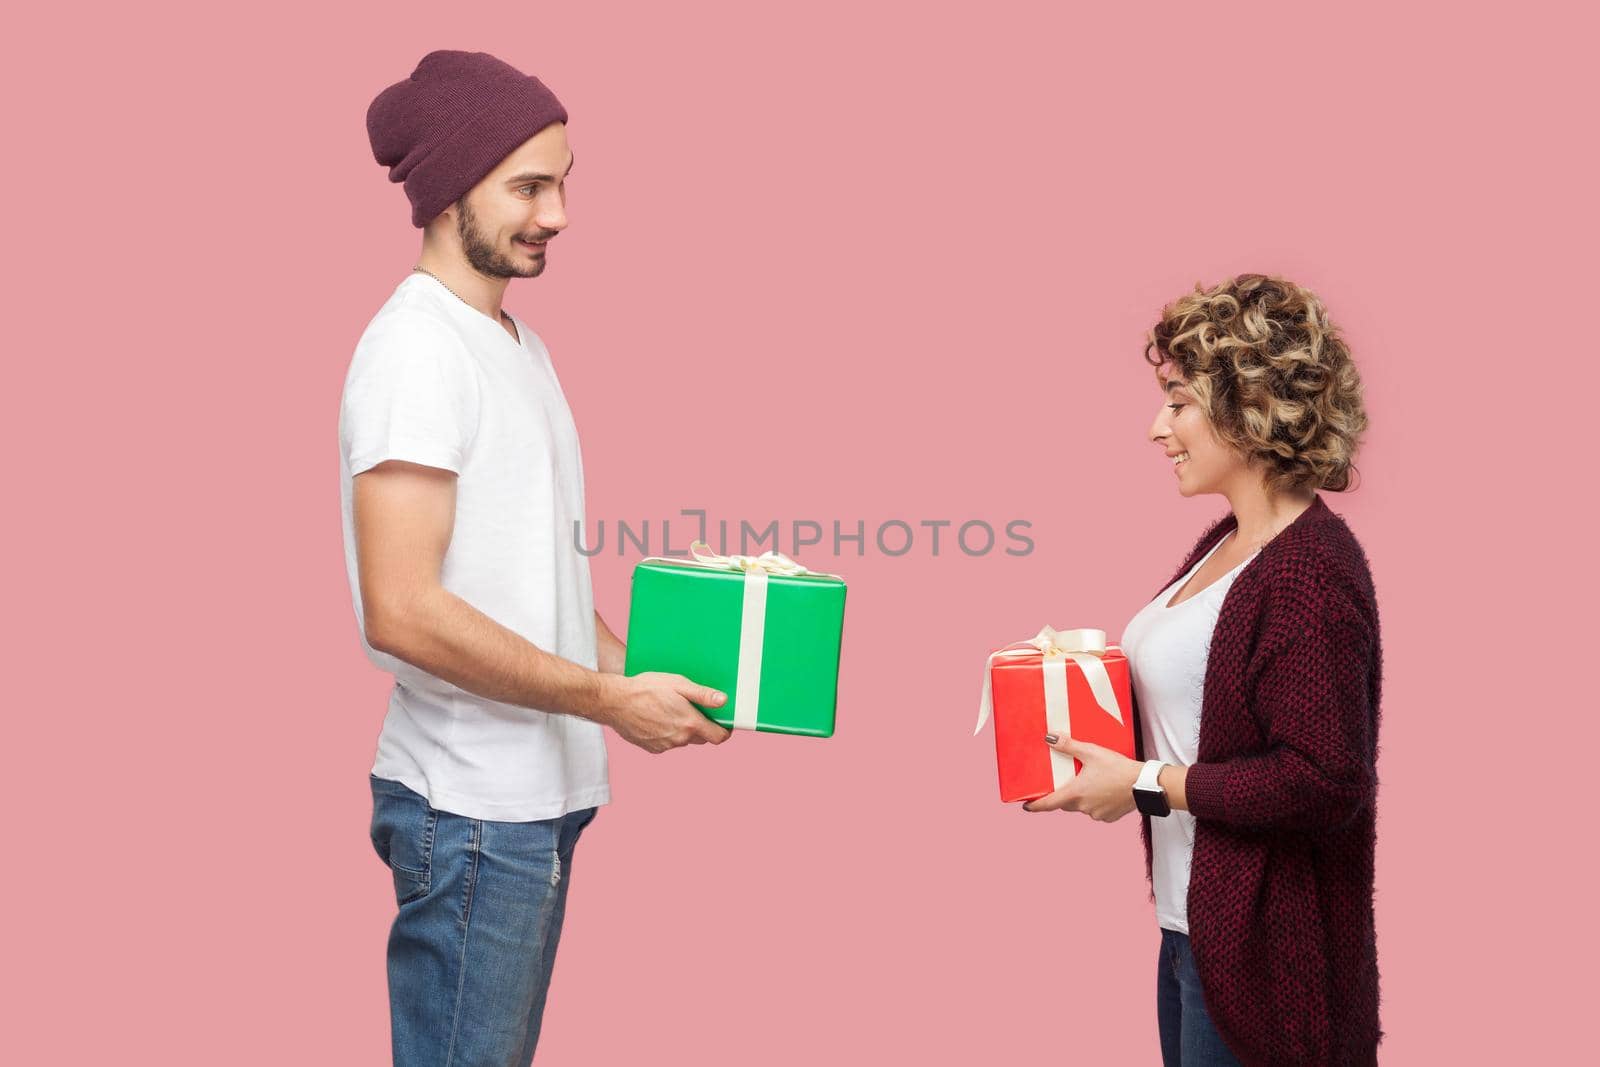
top-left (338, 271), bottom-right (610, 822)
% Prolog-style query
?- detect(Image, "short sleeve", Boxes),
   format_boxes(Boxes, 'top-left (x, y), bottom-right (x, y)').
top-left (340, 312), bottom-right (481, 476)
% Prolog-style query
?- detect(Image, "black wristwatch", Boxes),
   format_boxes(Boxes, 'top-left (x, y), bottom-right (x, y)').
top-left (1133, 760), bottom-right (1172, 817)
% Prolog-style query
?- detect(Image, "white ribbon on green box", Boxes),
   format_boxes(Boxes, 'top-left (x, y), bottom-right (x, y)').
top-left (974, 626), bottom-right (1125, 789)
top-left (636, 541), bottom-right (842, 730)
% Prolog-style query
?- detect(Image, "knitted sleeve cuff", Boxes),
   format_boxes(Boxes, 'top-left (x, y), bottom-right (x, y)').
top-left (1183, 760), bottom-right (1230, 822)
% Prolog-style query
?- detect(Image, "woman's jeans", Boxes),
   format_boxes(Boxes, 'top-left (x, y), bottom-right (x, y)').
top-left (369, 774), bottom-right (599, 1066)
top-left (1156, 927), bottom-right (1244, 1066)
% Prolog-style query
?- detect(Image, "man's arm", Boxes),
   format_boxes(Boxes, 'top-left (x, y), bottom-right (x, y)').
top-left (353, 459), bottom-right (730, 753)
top-left (595, 610), bottom-right (626, 675)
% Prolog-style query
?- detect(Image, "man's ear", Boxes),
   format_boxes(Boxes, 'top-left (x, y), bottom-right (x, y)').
top-left (428, 198), bottom-right (460, 228)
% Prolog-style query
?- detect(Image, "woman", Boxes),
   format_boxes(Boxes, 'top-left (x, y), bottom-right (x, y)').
top-left (1022, 274), bottom-right (1383, 1065)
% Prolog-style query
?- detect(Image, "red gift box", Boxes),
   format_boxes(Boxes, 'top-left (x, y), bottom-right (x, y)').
top-left (975, 627), bottom-right (1135, 804)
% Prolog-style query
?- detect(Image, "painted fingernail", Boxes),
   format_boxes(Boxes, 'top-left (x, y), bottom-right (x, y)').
top-left (1044, 733), bottom-right (1059, 744)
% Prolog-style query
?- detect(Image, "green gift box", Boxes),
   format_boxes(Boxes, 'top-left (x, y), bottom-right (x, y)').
top-left (622, 543), bottom-right (847, 737)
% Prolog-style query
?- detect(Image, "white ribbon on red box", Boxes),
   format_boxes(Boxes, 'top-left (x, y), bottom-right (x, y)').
top-left (974, 626), bottom-right (1125, 789)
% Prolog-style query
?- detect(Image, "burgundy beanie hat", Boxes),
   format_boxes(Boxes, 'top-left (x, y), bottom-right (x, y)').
top-left (367, 50), bottom-right (568, 228)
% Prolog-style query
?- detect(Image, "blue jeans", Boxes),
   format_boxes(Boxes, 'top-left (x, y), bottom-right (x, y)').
top-left (1156, 927), bottom-right (1243, 1066)
top-left (369, 774), bottom-right (599, 1066)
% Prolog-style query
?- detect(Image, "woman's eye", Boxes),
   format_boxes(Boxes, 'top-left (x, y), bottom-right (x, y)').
top-left (1167, 403), bottom-right (1186, 413)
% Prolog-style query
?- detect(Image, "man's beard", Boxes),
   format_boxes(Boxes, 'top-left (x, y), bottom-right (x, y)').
top-left (456, 197), bottom-right (546, 279)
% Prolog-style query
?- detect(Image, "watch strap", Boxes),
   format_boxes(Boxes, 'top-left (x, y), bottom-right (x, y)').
top-left (1134, 759), bottom-right (1166, 793)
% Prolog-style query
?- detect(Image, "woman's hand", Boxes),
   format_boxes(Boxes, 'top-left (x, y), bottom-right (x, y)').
top-left (1022, 734), bottom-right (1143, 821)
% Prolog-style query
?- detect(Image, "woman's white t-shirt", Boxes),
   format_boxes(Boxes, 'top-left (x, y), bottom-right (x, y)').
top-left (1120, 530), bottom-right (1257, 933)
top-left (338, 272), bottom-right (610, 822)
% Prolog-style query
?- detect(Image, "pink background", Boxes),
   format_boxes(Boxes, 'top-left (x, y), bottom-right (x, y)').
top-left (12, 1), bottom-right (1592, 1062)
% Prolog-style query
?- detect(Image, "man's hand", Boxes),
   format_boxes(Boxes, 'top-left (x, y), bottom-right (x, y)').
top-left (1021, 734), bottom-right (1142, 821)
top-left (603, 672), bottom-right (733, 753)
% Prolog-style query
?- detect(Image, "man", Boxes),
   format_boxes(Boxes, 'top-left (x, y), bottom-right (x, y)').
top-left (343, 50), bottom-right (731, 1066)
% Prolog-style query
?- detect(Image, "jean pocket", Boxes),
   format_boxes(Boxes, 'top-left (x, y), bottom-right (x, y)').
top-left (369, 776), bottom-right (438, 905)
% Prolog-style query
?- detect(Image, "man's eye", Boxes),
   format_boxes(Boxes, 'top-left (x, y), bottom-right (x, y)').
top-left (520, 184), bottom-right (539, 196)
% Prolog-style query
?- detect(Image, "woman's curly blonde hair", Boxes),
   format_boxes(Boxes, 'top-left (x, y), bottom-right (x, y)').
top-left (1144, 273), bottom-right (1368, 493)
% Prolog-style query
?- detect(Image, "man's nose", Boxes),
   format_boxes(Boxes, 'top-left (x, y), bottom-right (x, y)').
top-left (537, 192), bottom-right (568, 233)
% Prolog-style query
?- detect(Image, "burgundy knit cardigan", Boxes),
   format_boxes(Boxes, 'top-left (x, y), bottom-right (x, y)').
top-left (1132, 494), bottom-right (1383, 1065)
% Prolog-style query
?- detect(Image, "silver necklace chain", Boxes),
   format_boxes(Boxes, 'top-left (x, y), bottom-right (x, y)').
top-left (411, 266), bottom-right (512, 330)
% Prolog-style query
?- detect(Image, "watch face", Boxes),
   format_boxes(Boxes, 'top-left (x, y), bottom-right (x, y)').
top-left (1135, 789), bottom-right (1170, 817)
